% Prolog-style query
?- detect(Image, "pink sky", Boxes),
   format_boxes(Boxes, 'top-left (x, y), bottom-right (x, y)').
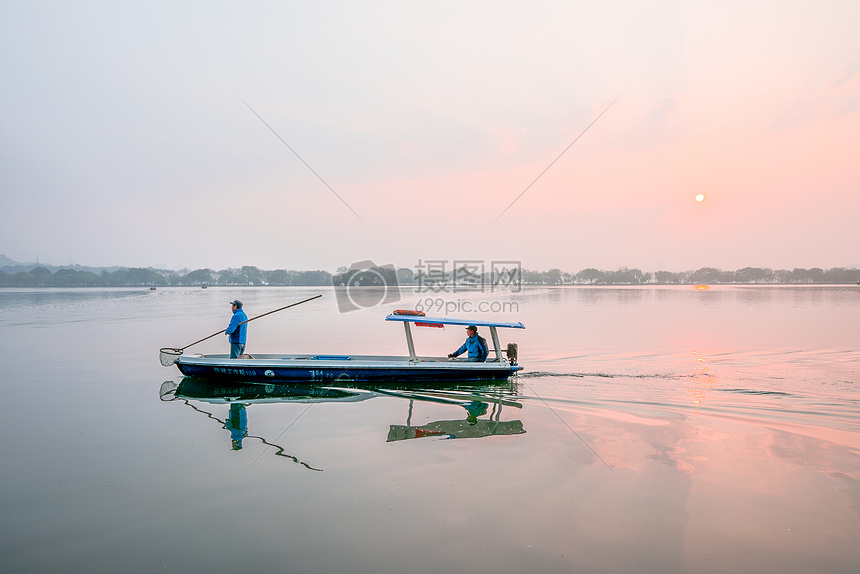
top-left (2, 1), bottom-right (858, 272)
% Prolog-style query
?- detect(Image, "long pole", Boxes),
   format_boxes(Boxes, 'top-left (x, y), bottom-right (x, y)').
top-left (160, 294), bottom-right (322, 356)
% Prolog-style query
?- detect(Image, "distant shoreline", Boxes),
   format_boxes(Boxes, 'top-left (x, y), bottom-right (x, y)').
top-left (1, 263), bottom-right (858, 288)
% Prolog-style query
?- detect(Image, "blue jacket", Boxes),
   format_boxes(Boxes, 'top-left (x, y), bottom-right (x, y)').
top-left (226, 308), bottom-right (248, 344)
top-left (452, 334), bottom-right (489, 361)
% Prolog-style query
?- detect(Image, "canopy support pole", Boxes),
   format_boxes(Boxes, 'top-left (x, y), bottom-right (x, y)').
top-left (489, 326), bottom-right (502, 361)
top-left (404, 322), bottom-right (417, 360)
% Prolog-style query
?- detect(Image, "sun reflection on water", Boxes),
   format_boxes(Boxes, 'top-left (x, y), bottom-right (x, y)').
top-left (688, 350), bottom-right (716, 415)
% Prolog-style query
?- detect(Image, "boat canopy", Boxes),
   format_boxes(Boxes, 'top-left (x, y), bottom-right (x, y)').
top-left (384, 314), bottom-right (525, 329)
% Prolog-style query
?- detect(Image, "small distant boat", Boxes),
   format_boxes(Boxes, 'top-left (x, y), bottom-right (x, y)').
top-left (173, 312), bottom-right (525, 383)
top-left (201, 284), bottom-right (208, 289)
top-left (150, 286), bottom-right (157, 291)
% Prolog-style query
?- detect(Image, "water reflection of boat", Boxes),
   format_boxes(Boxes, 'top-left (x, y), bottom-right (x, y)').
top-left (159, 379), bottom-right (325, 470)
top-left (173, 313), bottom-right (525, 383)
top-left (385, 391), bottom-right (525, 441)
top-left (160, 377), bottom-right (525, 451)
top-left (170, 377), bottom-right (376, 404)
top-left (387, 418), bottom-right (524, 441)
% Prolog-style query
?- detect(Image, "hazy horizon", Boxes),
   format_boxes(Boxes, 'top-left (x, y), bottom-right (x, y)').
top-left (3, 2), bottom-right (859, 273)
top-left (2, 252), bottom-right (858, 277)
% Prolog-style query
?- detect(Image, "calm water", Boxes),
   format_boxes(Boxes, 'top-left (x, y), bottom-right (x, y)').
top-left (1, 285), bottom-right (858, 573)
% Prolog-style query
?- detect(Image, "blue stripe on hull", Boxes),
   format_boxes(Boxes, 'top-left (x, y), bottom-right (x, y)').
top-left (176, 363), bottom-right (518, 383)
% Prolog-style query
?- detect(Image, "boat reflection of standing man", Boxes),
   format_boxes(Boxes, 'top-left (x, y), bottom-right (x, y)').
top-left (225, 403), bottom-right (248, 450)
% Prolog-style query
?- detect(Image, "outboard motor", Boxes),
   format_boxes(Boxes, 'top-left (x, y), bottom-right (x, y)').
top-left (506, 342), bottom-right (519, 365)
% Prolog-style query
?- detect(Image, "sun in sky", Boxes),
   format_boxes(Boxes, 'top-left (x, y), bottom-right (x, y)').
top-left (695, 194), bottom-right (706, 203)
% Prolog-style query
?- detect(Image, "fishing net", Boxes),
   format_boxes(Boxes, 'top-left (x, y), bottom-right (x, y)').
top-left (159, 347), bottom-right (183, 367)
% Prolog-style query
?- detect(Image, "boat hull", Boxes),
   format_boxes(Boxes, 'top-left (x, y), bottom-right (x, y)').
top-left (175, 354), bottom-right (522, 383)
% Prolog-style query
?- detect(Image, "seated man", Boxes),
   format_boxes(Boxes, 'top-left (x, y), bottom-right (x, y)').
top-left (448, 325), bottom-right (489, 362)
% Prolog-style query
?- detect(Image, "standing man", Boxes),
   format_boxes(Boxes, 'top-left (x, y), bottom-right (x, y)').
top-left (448, 325), bottom-right (489, 362)
top-left (226, 299), bottom-right (248, 358)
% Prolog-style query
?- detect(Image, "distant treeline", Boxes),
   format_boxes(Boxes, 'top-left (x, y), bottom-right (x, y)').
top-left (1, 265), bottom-right (858, 287)
top-left (543, 266), bottom-right (860, 285)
